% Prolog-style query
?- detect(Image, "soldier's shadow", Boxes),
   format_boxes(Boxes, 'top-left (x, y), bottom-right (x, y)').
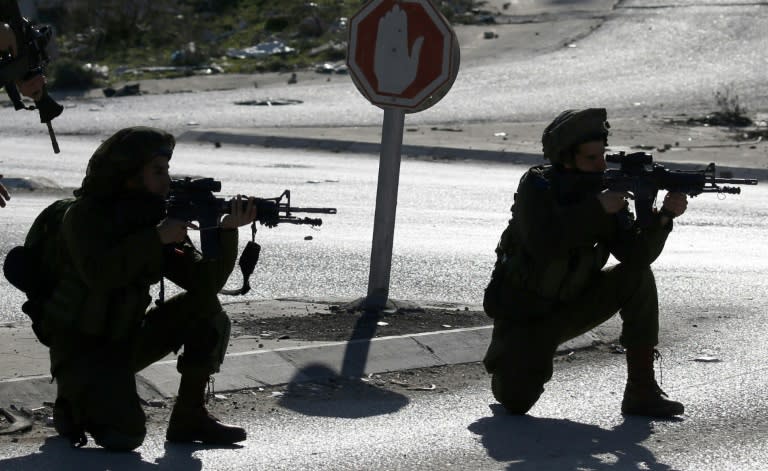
top-left (468, 405), bottom-right (678, 470)
top-left (0, 436), bottom-right (236, 470)
top-left (278, 310), bottom-right (409, 418)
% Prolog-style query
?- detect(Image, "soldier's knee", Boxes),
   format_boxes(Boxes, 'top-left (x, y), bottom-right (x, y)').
top-left (618, 263), bottom-right (654, 283)
top-left (89, 424), bottom-right (146, 452)
top-left (491, 373), bottom-right (545, 415)
top-left (197, 293), bottom-right (224, 317)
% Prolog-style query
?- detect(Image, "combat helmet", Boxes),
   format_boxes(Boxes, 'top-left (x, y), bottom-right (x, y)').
top-left (541, 108), bottom-right (610, 164)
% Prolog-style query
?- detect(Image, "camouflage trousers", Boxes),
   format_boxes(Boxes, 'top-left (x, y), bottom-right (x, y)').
top-left (50, 291), bottom-right (231, 450)
top-left (483, 263), bottom-right (659, 414)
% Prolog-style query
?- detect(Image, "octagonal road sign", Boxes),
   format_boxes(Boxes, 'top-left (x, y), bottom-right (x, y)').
top-left (348, 0), bottom-right (460, 113)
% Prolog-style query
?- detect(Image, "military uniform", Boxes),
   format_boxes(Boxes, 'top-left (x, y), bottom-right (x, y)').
top-left (44, 127), bottom-right (243, 450)
top-left (483, 109), bottom-right (684, 417)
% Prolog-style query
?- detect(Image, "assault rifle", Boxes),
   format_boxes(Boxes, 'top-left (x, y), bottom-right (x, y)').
top-left (0, 0), bottom-right (63, 152)
top-left (167, 177), bottom-right (336, 295)
top-left (602, 152), bottom-right (758, 227)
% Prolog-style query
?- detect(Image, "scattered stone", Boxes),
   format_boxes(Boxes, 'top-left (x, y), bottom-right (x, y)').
top-left (407, 384), bottom-right (436, 391)
top-left (692, 356), bottom-right (721, 363)
top-left (0, 408), bottom-right (32, 435)
top-left (235, 98), bottom-right (303, 106)
top-left (103, 83), bottom-right (141, 98)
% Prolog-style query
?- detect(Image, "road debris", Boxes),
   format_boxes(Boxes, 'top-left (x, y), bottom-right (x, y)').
top-left (407, 384), bottom-right (436, 391)
top-left (692, 356), bottom-right (721, 363)
top-left (0, 407), bottom-right (32, 435)
top-left (103, 83), bottom-right (141, 98)
top-left (226, 40), bottom-right (296, 59)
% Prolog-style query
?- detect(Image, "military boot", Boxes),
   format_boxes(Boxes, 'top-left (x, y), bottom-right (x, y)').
top-left (621, 346), bottom-right (684, 417)
top-left (166, 374), bottom-right (246, 444)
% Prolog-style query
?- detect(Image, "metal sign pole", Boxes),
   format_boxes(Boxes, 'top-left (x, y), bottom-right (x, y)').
top-left (365, 108), bottom-right (406, 311)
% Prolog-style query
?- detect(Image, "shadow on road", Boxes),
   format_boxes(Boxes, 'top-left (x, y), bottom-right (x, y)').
top-left (468, 404), bottom-right (678, 470)
top-left (279, 310), bottom-right (409, 418)
top-left (0, 435), bottom-right (242, 470)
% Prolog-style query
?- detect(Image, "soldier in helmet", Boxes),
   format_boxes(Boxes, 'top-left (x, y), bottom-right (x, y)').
top-left (483, 108), bottom-right (688, 417)
top-left (47, 127), bottom-right (255, 450)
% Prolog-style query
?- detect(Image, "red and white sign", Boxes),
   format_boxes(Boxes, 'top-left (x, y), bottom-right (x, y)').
top-left (347, 0), bottom-right (460, 112)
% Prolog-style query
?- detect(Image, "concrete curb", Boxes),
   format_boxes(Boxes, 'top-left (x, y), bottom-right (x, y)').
top-left (0, 325), bottom-right (607, 408)
top-left (178, 129), bottom-right (544, 164)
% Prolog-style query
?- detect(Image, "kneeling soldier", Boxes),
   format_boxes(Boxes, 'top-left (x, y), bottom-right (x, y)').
top-left (48, 127), bottom-right (254, 450)
top-left (483, 109), bottom-right (687, 418)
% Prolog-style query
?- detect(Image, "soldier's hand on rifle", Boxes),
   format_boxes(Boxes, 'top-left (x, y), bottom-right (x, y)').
top-left (598, 190), bottom-right (631, 214)
top-left (221, 195), bottom-right (258, 230)
top-left (659, 191), bottom-right (687, 226)
top-left (1, 23), bottom-right (46, 101)
top-left (17, 74), bottom-right (45, 101)
top-left (0, 175), bottom-right (10, 208)
top-left (157, 218), bottom-right (192, 244)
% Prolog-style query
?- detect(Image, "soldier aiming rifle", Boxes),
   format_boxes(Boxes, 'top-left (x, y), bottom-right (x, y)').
top-left (1, 127), bottom-right (334, 450)
top-left (483, 108), bottom-right (757, 419)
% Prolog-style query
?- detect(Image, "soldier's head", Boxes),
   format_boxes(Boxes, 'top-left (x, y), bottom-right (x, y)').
top-left (75, 127), bottom-right (175, 198)
top-left (542, 108), bottom-right (610, 172)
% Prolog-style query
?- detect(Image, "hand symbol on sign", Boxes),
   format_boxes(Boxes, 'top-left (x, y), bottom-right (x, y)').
top-left (374, 4), bottom-right (424, 95)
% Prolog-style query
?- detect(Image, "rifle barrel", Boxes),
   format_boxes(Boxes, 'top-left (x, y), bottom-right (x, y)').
top-left (287, 206), bottom-right (337, 214)
top-left (714, 177), bottom-right (758, 185)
